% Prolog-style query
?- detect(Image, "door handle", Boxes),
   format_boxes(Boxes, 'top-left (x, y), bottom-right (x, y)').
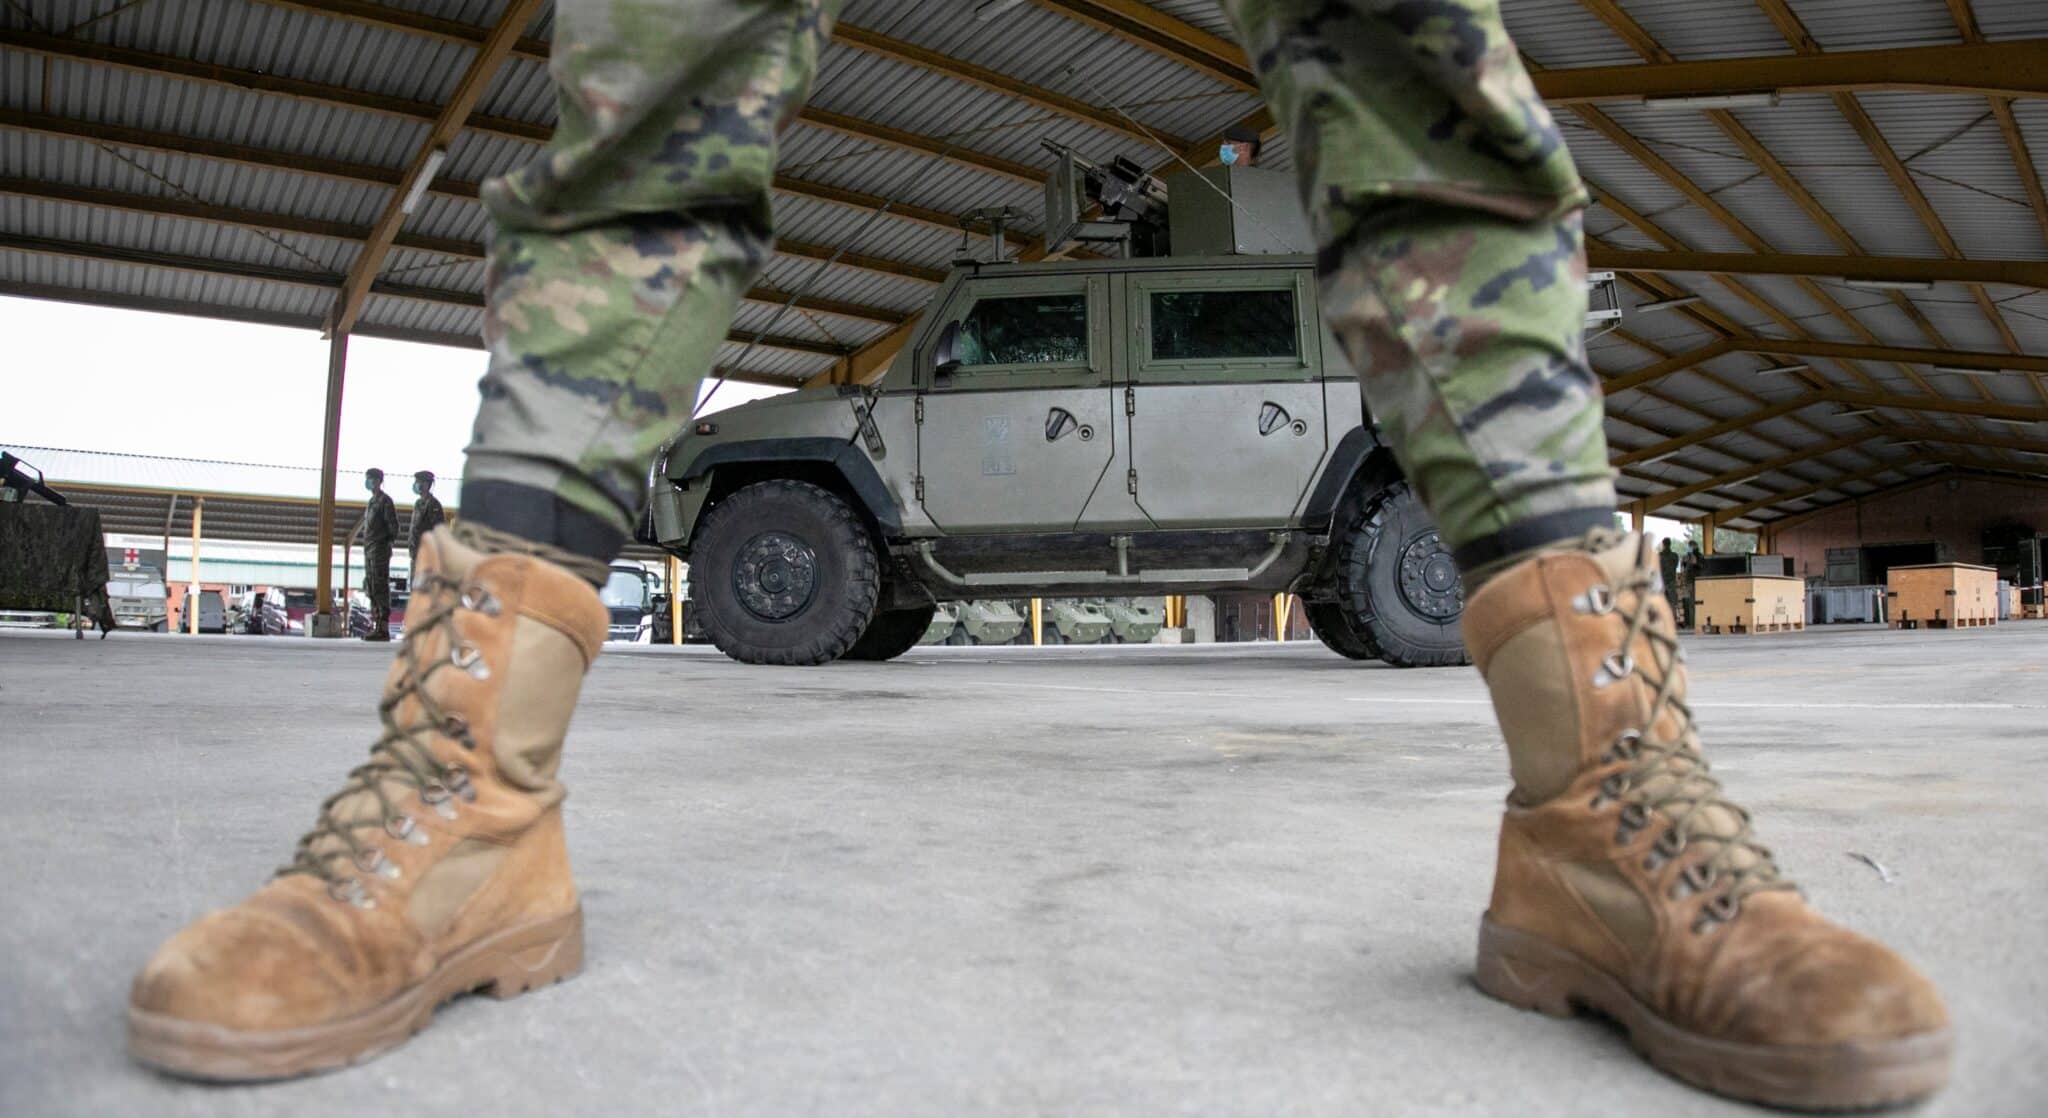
top-left (1259, 402), bottom-right (1310, 438)
top-left (1046, 407), bottom-right (1078, 442)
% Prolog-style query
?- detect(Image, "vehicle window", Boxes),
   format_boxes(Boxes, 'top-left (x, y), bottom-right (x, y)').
top-left (955, 294), bottom-right (1087, 367)
top-left (1150, 289), bottom-right (1297, 360)
top-left (110, 579), bottom-right (166, 598)
top-left (600, 570), bottom-right (650, 609)
top-left (286, 590), bottom-right (315, 610)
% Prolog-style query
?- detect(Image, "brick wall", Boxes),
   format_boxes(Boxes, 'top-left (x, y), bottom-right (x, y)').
top-left (1769, 477), bottom-right (2048, 580)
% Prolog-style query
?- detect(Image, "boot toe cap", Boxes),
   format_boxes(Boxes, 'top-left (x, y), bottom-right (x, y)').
top-left (1726, 927), bottom-right (1949, 1047)
top-left (130, 908), bottom-right (354, 1032)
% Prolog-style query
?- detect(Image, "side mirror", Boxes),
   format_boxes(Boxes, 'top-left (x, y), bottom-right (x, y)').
top-left (932, 320), bottom-right (963, 388)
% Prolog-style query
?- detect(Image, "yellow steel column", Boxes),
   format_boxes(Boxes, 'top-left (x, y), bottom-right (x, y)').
top-left (1273, 592), bottom-right (1290, 641)
top-left (1031, 598), bottom-right (1043, 645)
top-left (1701, 518), bottom-right (1716, 555)
top-left (313, 331), bottom-right (349, 634)
top-left (187, 497), bottom-right (203, 635)
top-left (668, 556), bottom-right (684, 645)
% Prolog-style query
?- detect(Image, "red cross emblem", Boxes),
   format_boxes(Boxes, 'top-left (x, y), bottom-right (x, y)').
top-left (122, 549), bottom-right (140, 568)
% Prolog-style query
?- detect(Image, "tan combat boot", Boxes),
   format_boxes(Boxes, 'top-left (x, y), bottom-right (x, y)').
top-left (1463, 532), bottom-right (1951, 1110)
top-left (129, 525), bottom-right (609, 1080)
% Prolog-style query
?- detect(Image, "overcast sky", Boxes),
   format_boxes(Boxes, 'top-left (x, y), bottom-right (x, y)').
top-left (0, 295), bottom-right (789, 484)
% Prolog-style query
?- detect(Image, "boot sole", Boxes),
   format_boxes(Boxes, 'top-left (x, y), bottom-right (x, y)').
top-left (1474, 915), bottom-right (1951, 1111)
top-left (128, 906), bottom-right (583, 1082)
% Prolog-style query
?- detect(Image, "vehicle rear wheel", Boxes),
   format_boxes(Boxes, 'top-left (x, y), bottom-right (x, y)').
top-left (1303, 601), bottom-right (1375, 660)
top-left (842, 603), bottom-right (936, 662)
top-left (1334, 482), bottom-right (1469, 668)
top-left (691, 480), bottom-right (882, 665)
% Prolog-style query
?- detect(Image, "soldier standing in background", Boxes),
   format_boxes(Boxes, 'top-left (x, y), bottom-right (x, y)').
top-left (1682, 539), bottom-right (1705, 628)
top-left (349, 468), bottom-right (398, 642)
top-left (127, 2), bottom-right (1948, 1108)
top-left (408, 470), bottom-right (445, 562)
top-left (1658, 538), bottom-right (1682, 621)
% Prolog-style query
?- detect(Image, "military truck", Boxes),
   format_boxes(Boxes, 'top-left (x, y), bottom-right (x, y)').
top-left (646, 150), bottom-right (1617, 668)
top-left (106, 565), bottom-right (171, 632)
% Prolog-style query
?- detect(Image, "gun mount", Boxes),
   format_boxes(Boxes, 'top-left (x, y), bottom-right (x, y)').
top-left (1, 451), bottom-right (67, 506)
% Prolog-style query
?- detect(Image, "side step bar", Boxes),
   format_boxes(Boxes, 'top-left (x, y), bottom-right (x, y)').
top-left (912, 533), bottom-right (1292, 589)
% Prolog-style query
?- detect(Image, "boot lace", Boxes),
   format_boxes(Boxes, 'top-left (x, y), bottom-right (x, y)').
top-left (1581, 536), bottom-right (1797, 934)
top-left (276, 569), bottom-right (494, 906)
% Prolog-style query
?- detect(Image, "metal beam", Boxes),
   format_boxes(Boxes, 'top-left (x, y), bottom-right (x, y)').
top-left (1598, 339), bottom-right (1735, 395)
top-left (1707, 458), bottom-right (1914, 526)
top-left (330, 0), bottom-right (541, 335)
top-left (1612, 395), bottom-right (1826, 467)
top-left (1534, 39), bottom-right (2048, 103)
top-left (1820, 389), bottom-right (2048, 425)
top-left (1031, 0), bottom-right (1259, 92)
top-left (0, 233), bottom-right (848, 356)
top-left (1640, 435), bottom-right (1873, 513)
top-left (261, 1), bottom-right (1193, 152)
top-left (1587, 248), bottom-right (2048, 289)
top-left (1728, 337), bottom-right (2048, 375)
top-left (830, 22), bottom-right (1193, 151)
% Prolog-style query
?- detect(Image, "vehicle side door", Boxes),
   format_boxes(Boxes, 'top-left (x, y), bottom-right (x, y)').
top-left (1123, 269), bottom-right (1328, 528)
top-left (915, 274), bottom-right (1116, 534)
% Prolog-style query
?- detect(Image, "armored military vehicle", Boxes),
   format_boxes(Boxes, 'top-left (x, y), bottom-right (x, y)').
top-left (106, 565), bottom-right (171, 633)
top-left (646, 148), bottom-right (1618, 667)
top-left (1097, 597), bottom-right (1164, 644)
top-left (1043, 598), bottom-right (1113, 644)
top-left (920, 602), bottom-right (959, 645)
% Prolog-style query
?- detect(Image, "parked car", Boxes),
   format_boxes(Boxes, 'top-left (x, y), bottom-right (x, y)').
top-left (178, 589), bottom-right (228, 634)
top-left (347, 588), bottom-right (409, 639)
top-left (237, 588), bottom-right (304, 636)
top-left (600, 564), bottom-right (657, 643)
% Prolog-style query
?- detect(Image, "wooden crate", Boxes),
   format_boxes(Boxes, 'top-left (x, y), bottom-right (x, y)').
top-left (1886, 563), bottom-right (1998, 629)
top-left (1693, 575), bottom-right (1806, 635)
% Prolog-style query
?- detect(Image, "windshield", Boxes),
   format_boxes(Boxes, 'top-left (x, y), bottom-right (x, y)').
top-left (600, 569), bottom-right (651, 610)
top-left (109, 579), bottom-right (166, 598)
top-left (285, 590), bottom-right (316, 610)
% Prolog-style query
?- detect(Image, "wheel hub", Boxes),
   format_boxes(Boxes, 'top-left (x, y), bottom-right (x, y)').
top-left (1396, 530), bottom-right (1463, 621)
top-left (732, 531), bottom-right (818, 621)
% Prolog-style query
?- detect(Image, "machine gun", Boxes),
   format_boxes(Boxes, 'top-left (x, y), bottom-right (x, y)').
top-left (0, 451), bottom-right (67, 506)
top-left (1041, 140), bottom-right (1171, 258)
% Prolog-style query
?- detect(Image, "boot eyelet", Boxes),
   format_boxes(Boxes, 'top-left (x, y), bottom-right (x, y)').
top-left (1613, 729), bottom-right (1642, 757)
top-left (327, 877), bottom-right (375, 909)
top-left (1574, 585), bottom-right (1615, 615)
top-left (353, 848), bottom-right (386, 875)
top-left (442, 765), bottom-right (477, 802)
top-left (450, 642), bottom-right (491, 680)
top-left (1593, 651), bottom-right (1635, 687)
top-left (385, 814), bottom-right (429, 844)
top-left (441, 713), bottom-right (473, 748)
top-left (459, 585), bottom-right (502, 616)
top-left (1614, 802), bottom-right (1649, 844)
top-left (420, 783), bottom-right (460, 819)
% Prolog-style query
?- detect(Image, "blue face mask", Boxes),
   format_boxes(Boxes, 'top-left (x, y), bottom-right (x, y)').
top-left (1218, 143), bottom-right (1240, 166)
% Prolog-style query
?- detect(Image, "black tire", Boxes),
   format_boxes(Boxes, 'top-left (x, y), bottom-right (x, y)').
top-left (1304, 601), bottom-right (1375, 660)
top-left (691, 480), bottom-right (882, 665)
top-left (843, 603), bottom-right (937, 662)
top-left (1334, 482), bottom-right (1469, 668)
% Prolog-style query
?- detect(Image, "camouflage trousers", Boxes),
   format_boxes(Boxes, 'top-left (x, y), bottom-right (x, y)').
top-left (465, 0), bottom-right (1616, 567)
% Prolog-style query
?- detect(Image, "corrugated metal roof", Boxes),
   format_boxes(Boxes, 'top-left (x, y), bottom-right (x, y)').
top-left (0, 0), bottom-right (2042, 526)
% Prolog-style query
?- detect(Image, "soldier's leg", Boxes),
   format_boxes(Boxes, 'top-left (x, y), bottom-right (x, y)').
top-left (128, 1), bottom-right (841, 1081)
top-left (1226, 2), bottom-right (1949, 1108)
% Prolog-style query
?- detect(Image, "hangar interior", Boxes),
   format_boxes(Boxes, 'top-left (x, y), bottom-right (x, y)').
top-left (2, 2), bottom-right (2046, 1115)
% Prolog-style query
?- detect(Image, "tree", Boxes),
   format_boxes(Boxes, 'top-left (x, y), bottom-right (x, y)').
top-left (1683, 523), bottom-right (1758, 555)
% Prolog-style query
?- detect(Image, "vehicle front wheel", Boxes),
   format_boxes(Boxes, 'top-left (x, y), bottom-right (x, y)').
top-left (842, 603), bottom-right (936, 662)
top-left (691, 480), bottom-right (882, 665)
top-left (1333, 482), bottom-right (1469, 668)
top-left (1303, 601), bottom-right (1375, 660)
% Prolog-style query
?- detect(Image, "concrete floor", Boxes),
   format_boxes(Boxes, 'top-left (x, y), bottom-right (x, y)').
top-left (2, 624), bottom-right (2043, 1116)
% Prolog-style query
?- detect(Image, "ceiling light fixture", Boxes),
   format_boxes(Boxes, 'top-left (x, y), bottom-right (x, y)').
top-left (1642, 91), bottom-right (1781, 112)
top-left (1754, 363), bottom-right (1809, 375)
top-left (1633, 294), bottom-right (1702, 314)
top-left (1934, 365), bottom-right (2013, 377)
top-left (1842, 278), bottom-right (1936, 292)
top-left (400, 148), bottom-right (447, 216)
top-left (1833, 408), bottom-right (1877, 418)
